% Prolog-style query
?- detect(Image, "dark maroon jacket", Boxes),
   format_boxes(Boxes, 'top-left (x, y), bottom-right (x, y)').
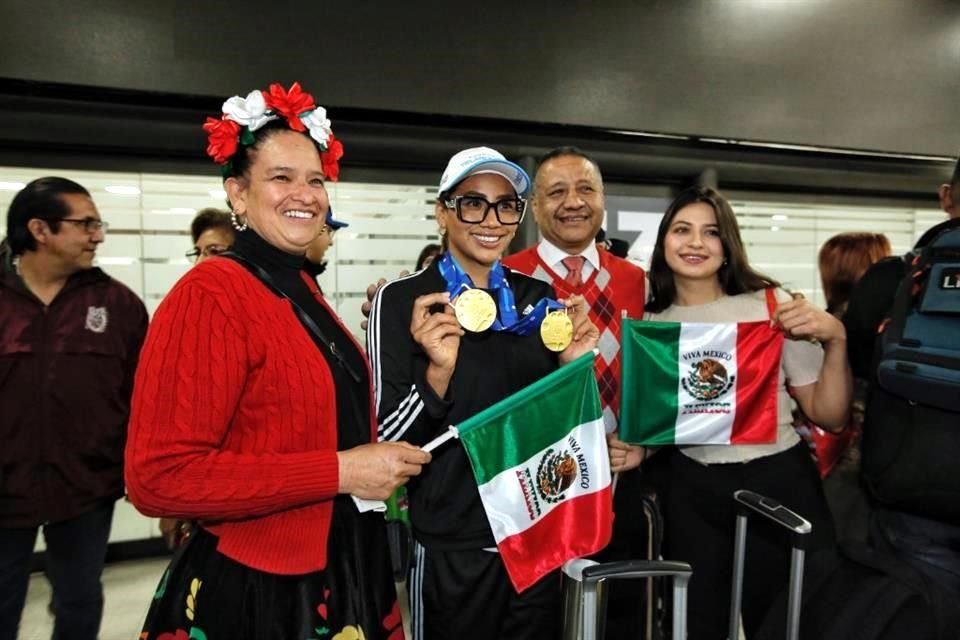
top-left (0, 253), bottom-right (148, 527)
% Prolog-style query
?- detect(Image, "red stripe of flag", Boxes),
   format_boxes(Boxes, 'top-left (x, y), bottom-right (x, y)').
top-left (496, 486), bottom-right (613, 592)
top-left (730, 322), bottom-right (783, 444)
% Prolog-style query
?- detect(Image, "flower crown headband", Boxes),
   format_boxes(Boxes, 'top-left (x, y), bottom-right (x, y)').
top-left (203, 82), bottom-right (344, 181)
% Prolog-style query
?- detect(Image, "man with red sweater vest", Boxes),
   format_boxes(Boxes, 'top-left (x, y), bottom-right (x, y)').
top-left (503, 147), bottom-right (645, 435)
top-left (503, 146), bottom-right (650, 639)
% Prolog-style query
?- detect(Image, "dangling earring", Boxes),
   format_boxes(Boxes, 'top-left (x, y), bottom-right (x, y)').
top-left (231, 210), bottom-right (248, 232)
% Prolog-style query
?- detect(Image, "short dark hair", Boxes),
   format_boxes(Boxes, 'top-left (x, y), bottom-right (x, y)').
top-left (535, 146), bottom-right (603, 183)
top-left (6, 177), bottom-right (90, 255)
top-left (646, 186), bottom-right (780, 313)
top-left (415, 243), bottom-right (442, 271)
top-left (951, 154), bottom-right (960, 190)
top-left (190, 208), bottom-right (234, 244)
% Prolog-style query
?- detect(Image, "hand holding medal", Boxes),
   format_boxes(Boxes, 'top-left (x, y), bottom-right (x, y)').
top-left (410, 291), bottom-right (464, 374)
top-left (555, 294), bottom-right (600, 364)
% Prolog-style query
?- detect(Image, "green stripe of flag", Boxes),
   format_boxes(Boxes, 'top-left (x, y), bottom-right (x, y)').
top-left (621, 320), bottom-right (681, 445)
top-left (458, 352), bottom-right (601, 485)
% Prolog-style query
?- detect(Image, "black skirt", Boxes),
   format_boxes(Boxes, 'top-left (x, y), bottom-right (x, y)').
top-left (139, 497), bottom-right (402, 640)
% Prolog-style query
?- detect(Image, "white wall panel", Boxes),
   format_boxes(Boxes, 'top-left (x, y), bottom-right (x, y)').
top-left (337, 238), bottom-right (433, 262)
top-left (96, 234), bottom-right (141, 258)
top-left (4, 166), bottom-right (948, 548)
top-left (144, 263), bottom-right (190, 296)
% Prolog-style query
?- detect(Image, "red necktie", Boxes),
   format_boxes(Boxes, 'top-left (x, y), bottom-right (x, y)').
top-left (561, 256), bottom-right (586, 289)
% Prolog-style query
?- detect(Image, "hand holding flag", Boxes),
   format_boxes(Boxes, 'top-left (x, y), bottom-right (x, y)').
top-left (437, 353), bottom-right (613, 592)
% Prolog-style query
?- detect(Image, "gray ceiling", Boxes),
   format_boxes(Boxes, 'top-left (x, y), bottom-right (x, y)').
top-left (1, 0), bottom-right (958, 157)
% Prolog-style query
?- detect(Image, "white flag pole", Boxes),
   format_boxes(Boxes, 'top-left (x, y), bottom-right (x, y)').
top-left (422, 425), bottom-right (459, 454)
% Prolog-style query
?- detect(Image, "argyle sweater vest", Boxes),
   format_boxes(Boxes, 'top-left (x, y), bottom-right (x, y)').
top-left (503, 246), bottom-right (646, 432)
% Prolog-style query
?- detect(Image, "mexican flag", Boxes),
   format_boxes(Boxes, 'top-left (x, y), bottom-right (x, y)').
top-left (457, 352), bottom-right (613, 593)
top-left (620, 320), bottom-right (783, 445)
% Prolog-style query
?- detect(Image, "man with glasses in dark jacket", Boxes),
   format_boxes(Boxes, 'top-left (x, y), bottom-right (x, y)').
top-left (0, 177), bottom-right (148, 640)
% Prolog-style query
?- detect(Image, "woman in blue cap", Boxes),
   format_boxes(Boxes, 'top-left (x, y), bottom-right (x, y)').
top-left (305, 208), bottom-right (349, 281)
top-left (368, 147), bottom-right (599, 639)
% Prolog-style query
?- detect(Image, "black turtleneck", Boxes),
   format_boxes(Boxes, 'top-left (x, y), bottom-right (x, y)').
top-left (230, 229), bottom-right (369, 451)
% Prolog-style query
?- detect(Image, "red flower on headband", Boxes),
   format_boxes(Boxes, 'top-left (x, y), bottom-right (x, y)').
top-left (321, 134), bottom-right (344, 181)
top-left (264, 82), bottom-right (316, 132)
top-left (202, 117), bottom-right (242, 164)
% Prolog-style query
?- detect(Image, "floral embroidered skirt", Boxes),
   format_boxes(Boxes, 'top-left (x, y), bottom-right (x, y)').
top-left (139, 497), bottom-right (403, 640)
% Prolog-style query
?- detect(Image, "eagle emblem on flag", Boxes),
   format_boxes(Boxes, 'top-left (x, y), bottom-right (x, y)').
top-left (682, 358), bottom-right (735, 401)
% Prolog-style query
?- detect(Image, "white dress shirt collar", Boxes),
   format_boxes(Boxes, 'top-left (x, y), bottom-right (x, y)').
top-left (536, 237), bottom-right (600, 279)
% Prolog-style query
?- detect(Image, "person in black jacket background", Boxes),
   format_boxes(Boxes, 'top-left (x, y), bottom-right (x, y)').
top-left (844, 154), bottom-right (960, 597)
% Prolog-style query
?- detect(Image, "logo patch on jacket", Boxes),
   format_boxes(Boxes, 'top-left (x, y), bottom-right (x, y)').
top-left (85, 306), bottom-right (109, 333)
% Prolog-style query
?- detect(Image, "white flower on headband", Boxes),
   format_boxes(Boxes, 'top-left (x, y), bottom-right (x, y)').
top-left (222, 90), bottom-right (275, 131)
top-left (301, 107), bottom-right (333, 147)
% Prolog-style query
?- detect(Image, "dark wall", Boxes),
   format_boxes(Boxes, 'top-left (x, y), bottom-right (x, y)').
top-left (2, 0), bottom-right (959, 157)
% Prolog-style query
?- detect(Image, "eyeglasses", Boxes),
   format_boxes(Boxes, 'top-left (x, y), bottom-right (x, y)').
top-left (442, 196), bottom-right (526, 226)
top-left (185, 244), bottom-right (230, 261)
top-left (51, 217), bottom-right (109, 233)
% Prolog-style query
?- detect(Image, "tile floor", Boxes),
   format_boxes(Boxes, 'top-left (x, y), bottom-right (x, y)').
top-left (18, 557), bottom-right (169, 640)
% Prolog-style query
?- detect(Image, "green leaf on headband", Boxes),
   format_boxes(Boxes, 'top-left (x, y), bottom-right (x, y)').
top-left (220, 161), bottom-right (232, 179)
top-left (241, 127), bottom-right (255, 145)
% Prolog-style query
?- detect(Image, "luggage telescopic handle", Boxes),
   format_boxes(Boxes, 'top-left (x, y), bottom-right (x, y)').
top-left (734, 489), bottom-right (812, 541)
top-left (730, 490), bottom-right (812, 640)
top-left (580, 560), bottom-right (692, 584)
top-left (580, 561), bottom-right (692, 640)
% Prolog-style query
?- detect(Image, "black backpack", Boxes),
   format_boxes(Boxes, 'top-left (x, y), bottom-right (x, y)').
top-left (755, 542), bottom-right (954, 640)
top-left (861, 222), bottom-right (960, 522)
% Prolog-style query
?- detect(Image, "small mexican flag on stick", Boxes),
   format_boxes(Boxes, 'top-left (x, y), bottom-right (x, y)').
top-left (620, 320), bottom-right (783, 445)
top-left (457, 352), bottom-right (613, 593)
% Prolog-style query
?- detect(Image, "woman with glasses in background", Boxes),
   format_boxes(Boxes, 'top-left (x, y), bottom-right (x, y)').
top-left (368, 147), bottom-right (599, 639)
top-left (185, 207), bottom-right (234, 263)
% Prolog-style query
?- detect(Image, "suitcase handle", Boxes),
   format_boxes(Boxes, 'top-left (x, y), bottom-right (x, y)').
top-left (579, 561), bottom-right (692, 640)
top-left (734, 489), bottom-right (812, 537)
top-left (580, 559), bottom-right (692, 584)
top-left (730, 490), bottom-right (812, 640)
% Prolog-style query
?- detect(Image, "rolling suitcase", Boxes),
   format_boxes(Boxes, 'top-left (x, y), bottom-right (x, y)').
top-left (562, 558), bottom-right (692, 640)
top-left (592, 472), bottom-right (666, 639)
top-left (729, 489), bottom-right (812, 640)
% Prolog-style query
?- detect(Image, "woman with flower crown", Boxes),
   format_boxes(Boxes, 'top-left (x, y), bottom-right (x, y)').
top-left (125, 82), bottom-right (428, 640)
top-left (367, 147), bottom-right (600, 639)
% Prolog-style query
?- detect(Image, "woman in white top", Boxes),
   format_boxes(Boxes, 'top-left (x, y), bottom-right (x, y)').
top-left (611, 186), bottom-right (851, 639)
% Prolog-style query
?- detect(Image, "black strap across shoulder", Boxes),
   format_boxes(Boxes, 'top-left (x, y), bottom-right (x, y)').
top-left (221, 251), bottom-right (362, 383)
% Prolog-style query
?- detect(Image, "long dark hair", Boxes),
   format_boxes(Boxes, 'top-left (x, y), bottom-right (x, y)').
top-left (646, 186), bottom-right (779, 312)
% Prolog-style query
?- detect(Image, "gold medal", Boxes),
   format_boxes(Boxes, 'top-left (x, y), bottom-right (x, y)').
top-left (540, 310), bottom-right (573, 352)
top-left (454, 289), bottom-right (497, 333)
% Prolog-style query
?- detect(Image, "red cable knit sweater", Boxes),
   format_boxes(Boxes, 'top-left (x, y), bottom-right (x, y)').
top-left (125, 258), bottom-right (373, 575)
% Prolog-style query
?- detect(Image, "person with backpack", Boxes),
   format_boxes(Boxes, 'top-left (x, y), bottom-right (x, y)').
top-left (843, 153), bottom-right (960, 598)
top-left (790, 232), bottom-right (892, 544)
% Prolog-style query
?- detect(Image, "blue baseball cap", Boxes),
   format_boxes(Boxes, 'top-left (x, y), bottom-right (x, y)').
top-left (438, 146), bottom-right (531, 198)
top-left (326, 208), bottom-right (348, 230)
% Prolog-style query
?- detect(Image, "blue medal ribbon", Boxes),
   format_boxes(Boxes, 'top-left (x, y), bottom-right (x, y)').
top-left (437, 252), bottom-right (563, 336)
